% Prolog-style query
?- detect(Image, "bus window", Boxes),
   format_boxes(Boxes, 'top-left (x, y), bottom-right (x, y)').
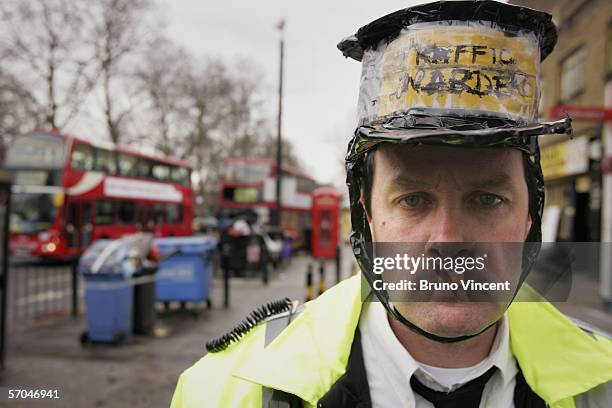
top-left (95, 200), bottom-right (114, 225)
top-left (118, 201), bottom-right (135, 224)
top-left (136, 204), bottom-right (147, 227)
top-left (14, 170), bottom-right (56, 186)
top-left (71, 144), bottom-right (94, 171)
top-left (171, 166), bottom-right (190, 185)
top-left (94, 149), bottom-right (117, 174)
top-left (153, 204), bottom-right (166, 224)
top-left (152, 162), bottom-right (171, 181)
top-left (136, 159), bottom-right (152, 178)
top-left (9, 193), bottom-right (57, 234)
top-left (5, 131), bottom-right (66, 170)
top-left (223, 160), bottom-right (269, 184)
top-left (297, 177), bottom-right (317, 193)
top-left (167, 203), bottom-right (182, 223)
top-left (118, 153), bottom-right (138, 177)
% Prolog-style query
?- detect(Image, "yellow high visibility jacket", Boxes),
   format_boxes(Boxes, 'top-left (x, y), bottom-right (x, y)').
top-left (171, 274), bottom-right (612, 408)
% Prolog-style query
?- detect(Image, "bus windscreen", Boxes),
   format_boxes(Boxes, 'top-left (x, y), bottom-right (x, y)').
top-left (10, 193), bottom-right (57, 234)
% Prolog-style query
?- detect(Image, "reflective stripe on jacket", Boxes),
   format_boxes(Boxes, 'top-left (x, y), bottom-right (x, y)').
top-left (171, 274), bottom-right (612, 408)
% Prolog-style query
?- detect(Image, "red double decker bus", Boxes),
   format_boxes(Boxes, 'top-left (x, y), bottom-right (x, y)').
top-left (219, 157), bottom-right (317, 248)
top-left (5, 129), bottom-right (193, 259)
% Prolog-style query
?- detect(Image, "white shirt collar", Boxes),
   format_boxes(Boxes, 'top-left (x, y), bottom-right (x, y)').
top-left (359, 301), bottom-right (517, 396)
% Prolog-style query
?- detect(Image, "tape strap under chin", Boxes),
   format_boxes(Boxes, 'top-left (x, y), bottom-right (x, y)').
top-left (388, 298), bottom-right (499, 344)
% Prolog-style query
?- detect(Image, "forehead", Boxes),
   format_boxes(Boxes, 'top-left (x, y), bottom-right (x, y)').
top-left (373, 143), bottom-right (525, 185)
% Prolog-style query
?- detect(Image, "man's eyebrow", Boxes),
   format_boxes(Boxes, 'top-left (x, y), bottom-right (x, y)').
top-left (387, 173), bottom-right (516, 190)
top-left (468, 173), bottom-right (515, 190)
top-left (388, 174), bottom-right (432, 189)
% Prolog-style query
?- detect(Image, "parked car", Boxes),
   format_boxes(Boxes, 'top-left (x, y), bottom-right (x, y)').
top-left (193, 216), bottom-right (218, 235)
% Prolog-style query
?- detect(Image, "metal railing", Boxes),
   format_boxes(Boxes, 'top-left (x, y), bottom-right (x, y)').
top-left (6, 261), bottom-right (83, 329)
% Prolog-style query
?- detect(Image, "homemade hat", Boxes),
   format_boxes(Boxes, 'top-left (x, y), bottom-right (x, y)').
top-left (339, 0), bottom-right (571, 147)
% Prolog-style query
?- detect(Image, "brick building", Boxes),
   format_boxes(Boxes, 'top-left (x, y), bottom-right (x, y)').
top-left (511, 0), bottom-right (612, 242)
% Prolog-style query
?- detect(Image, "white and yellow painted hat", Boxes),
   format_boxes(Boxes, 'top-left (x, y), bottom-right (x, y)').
top-left (339, 0), bottom-right (571, 144)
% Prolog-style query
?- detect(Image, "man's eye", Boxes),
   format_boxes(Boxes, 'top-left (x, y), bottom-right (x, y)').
top-left (474, 193), bottom-right (503, 207)
top-left (399, 194), bottom-right (428, 208)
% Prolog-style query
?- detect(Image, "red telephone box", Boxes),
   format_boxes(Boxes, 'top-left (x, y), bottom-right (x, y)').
top-left (311, 187), bottom-right (340, 259)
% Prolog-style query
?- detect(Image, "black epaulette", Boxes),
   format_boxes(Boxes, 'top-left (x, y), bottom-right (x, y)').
top-left (568, 316), bottom-right (612, 341)
top-left (205, 298), bottom-right (294, 353)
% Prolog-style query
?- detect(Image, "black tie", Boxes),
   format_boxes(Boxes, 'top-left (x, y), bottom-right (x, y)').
top-left (410, 366), bottom-right (497, 408)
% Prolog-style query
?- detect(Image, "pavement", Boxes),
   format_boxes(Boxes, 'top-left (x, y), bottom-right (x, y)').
top-left (0, 248), bottom-right (610, 408)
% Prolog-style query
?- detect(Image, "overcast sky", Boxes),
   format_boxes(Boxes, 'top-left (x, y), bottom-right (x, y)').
top-left (159, 0), bottom-right (425, 187)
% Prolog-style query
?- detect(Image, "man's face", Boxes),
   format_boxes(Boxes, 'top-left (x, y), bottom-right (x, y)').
top-left (366, 143), bottom-right (532, 338)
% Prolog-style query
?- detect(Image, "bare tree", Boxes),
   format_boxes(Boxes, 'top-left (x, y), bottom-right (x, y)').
top-left (222, 60), bottom-right (301, 167)
top-left (89, 0), bottom-right (153, 144)
top-left (0, 67), bottom-right (41, 136)
top-left (89, 23), bottom-right (301, 214)
top-left (221, 65), bottom-right (267, 155)
top-left (258, 134), bottom-right (301, 168)
top-left (174, 58), bottom-right (302, 214)
top-left (0, 0), bottom-right (304, 218)
top-left (180, 59), bottom-right (234, 207)
top-left (131, 37), bottom-right (192, 156)
top-left (0, 0), bottom-right (97, 130)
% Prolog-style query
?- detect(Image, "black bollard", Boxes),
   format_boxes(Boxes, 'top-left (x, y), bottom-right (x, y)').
top-left (318, 263), bottom-right (326, 296)
top-left (305, 264), bottom-right (313, 302)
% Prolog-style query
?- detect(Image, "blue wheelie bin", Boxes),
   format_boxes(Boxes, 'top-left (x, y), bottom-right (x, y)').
top-left (79, 239), bottom-right (137, 344)
top-left (154, 236), bottom-right (217, 311)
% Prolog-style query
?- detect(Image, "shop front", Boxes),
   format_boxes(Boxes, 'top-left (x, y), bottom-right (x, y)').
top-left (540, 135), bottom-right (601, 242)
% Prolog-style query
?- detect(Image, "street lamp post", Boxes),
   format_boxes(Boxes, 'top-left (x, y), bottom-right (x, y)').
top-left (273, 19), bottom-right (285, 227)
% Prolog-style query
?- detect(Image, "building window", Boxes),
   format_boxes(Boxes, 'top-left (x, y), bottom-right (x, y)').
top-left (560, 46), bottom-right (586, 102)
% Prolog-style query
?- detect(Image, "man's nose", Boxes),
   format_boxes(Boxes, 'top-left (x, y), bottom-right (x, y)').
top-left (424, 206), bottom-right (474, 257)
